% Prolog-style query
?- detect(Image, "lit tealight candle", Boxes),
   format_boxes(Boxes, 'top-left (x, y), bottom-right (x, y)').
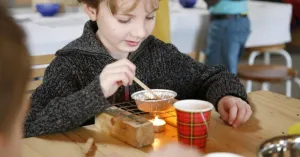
top-left (151, 116), bottom-right (166, 133)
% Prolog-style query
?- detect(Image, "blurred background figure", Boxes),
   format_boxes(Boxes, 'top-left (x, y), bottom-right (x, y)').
top-left (0, 3), bottom-right (30, 157)
top-left (204, 0), bottom-right (251, 74)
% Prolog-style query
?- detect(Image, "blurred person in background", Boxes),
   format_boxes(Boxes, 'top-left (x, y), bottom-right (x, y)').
top-left (204, 0), bottom-right (251, 74)
top-left (0, 4), bottom-right (30, 157)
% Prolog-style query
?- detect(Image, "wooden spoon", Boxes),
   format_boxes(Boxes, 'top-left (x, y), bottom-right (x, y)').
top-left (133, 77), bottom-right (161, 100)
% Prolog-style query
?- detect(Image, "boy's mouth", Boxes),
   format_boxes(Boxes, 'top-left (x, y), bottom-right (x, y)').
top-left (126, 40), bottom-right (139, 47)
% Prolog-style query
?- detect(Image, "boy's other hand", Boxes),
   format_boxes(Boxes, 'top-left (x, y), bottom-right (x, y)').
top-left (217, 96), bottom-right (252, 128)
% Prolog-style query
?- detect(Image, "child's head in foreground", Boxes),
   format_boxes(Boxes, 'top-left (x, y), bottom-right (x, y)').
top-left (79, 0), bottom-right (160, 59)
top-left (0, 5), bottom-right (30, 157)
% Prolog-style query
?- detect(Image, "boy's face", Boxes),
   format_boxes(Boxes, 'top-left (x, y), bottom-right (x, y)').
top-left (0, 99), bottom-right (28, 157)
top-left (86, 0), bottom-right (158, 58)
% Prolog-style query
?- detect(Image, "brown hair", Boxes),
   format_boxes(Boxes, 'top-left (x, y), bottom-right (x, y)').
top-left (77, 0), bottom-right (159, 14)
top-left (0, 5), bottom-right (30, 137)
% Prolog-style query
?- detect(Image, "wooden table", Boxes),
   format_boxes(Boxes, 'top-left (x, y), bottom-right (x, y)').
top-left (22, 91), bottom-right (300, 157)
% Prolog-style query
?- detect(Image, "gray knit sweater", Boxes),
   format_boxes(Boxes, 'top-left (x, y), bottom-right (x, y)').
top-left (24, 21), bottom-right (247, 137)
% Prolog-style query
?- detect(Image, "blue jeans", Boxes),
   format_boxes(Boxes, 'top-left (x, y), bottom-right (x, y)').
top-left (205, 16), bottom-right (251, 74)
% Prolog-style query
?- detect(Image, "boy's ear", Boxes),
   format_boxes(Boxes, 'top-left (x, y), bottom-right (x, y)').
top-left (84, 4), bottom-right (97, 21)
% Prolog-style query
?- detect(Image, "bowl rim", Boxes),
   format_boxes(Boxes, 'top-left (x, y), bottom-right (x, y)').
top-left (35, 3), bottom-right (60, 9)
top-left (131, 89), bottom-right (177, 102)
top-left (36, 3), bottom-right (60, 5)
top-left (204, 152), bottom-right (243, 157)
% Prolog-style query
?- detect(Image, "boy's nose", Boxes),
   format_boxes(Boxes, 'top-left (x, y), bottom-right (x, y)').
top-left (131, 23), bottom-right (147, 39)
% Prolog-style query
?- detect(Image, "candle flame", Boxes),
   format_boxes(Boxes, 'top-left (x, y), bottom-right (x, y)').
top-left (152, 115), bottom-right (165, 126)
top-left (154, 115), bottom-right (159, 121)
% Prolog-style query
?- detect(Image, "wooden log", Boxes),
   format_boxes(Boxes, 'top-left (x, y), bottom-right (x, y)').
top-left (95, 106), bottom-right (154, 148)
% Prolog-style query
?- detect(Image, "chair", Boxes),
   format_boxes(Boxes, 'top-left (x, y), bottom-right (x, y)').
top-left (27, 54), bottom-right (55, 94)
top-left (152, 0), bottom-right (170, 43)
top-left (238, 44), bottom-right (299, 97)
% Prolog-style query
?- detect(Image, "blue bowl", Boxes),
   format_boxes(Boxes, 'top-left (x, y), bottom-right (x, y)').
top-left (36, 3), bottom-right (60, 17)
top-left (179, 0), bottom-right (197, 8)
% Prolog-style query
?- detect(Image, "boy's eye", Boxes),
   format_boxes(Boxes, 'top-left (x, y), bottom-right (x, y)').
top-left (146, 16), bottom-right (155, 20)
top-left (118, 19), bottom-right (131, 24)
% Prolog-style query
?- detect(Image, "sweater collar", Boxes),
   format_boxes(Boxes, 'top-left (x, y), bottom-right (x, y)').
top-left (57, 20), bottom-right (154, 61)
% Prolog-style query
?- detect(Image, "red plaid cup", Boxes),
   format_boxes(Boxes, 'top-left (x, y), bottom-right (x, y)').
top-left (173, 100), bottom-right (214, 149)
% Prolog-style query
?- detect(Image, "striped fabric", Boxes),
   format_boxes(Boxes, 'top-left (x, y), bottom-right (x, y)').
top-left (176, 110), bottom-right (211, 149)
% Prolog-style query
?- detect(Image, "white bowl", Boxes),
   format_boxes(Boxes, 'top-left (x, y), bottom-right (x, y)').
top-left (204, 153), bottom-right (244, 157)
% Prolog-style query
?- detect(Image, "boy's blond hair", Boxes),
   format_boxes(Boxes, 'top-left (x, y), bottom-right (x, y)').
top-left (77, 0), bottom-right (159, 14)
top-left (0, 5), bottom-right (30, 137)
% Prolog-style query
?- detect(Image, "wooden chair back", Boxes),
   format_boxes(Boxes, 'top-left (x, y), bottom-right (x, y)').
top-left (27, 54), bottom-right (55, 93)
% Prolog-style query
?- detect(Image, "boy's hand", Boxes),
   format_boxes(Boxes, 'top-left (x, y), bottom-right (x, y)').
top-left (217, 96), bottom-right (252, 128)
top-left (99, 59), bottom-right (136, 98)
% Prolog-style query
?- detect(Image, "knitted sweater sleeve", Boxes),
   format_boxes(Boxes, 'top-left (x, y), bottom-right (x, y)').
top-left (24, 57), bottom-right (110, 137)
top-left (162, 43), bottom-right (248, 110)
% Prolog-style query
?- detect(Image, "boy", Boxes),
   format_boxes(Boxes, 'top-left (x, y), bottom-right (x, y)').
top-left (0, 4), bottom-right (202, 157)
